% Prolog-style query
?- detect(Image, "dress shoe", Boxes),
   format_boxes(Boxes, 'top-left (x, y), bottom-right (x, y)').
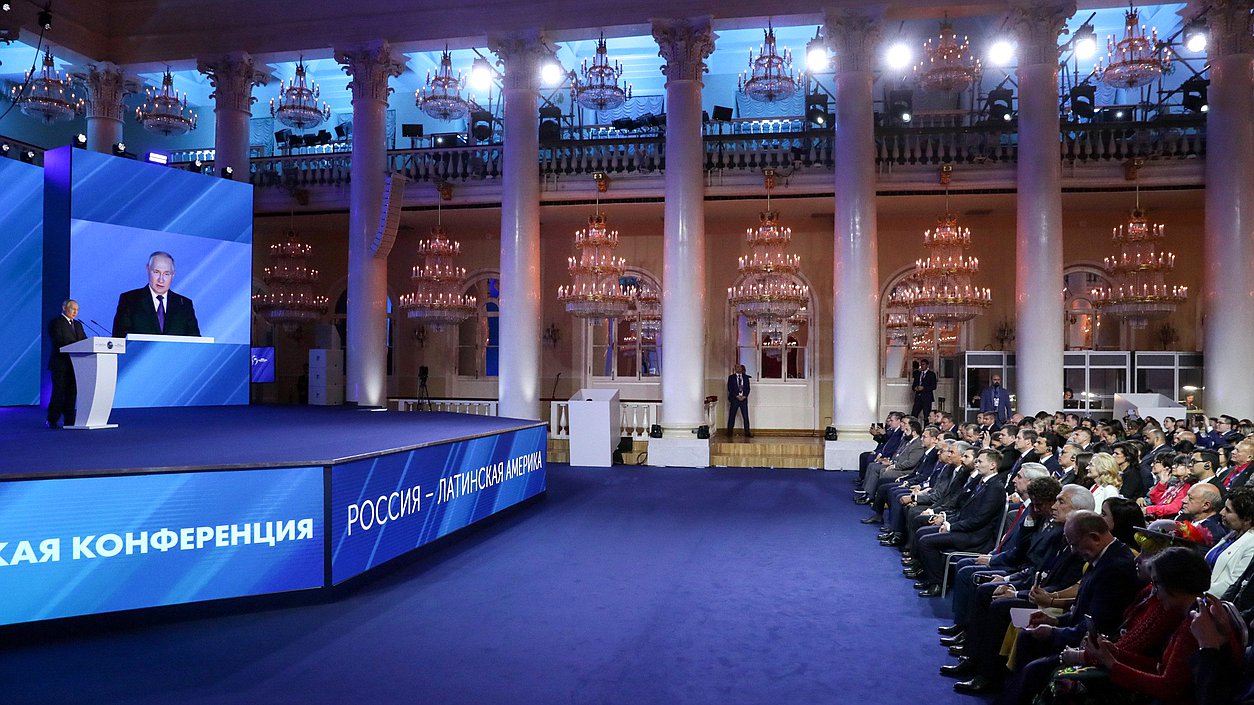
top-left (45, 420), bottom-right (59, 429)
top-left (903, 569), bottom-right (924, 580)
top-left (745, 432), bottom-right (753, 438)
top-left (939, 658), bottom-right (975, 679)
top-left (948, 645), bottom-right (967, 658)
top-left (879, 537), bottom-right (902, 547)
top-left (917, 584), bottom-right (942, 597)
top-left (900, 557), bottom-right (916, 567)
top-left (953, 676), bottom-right (1001, 695)
top-left (853, 497), bottom-right (872, 506)
top-left (937, 624), bottom-right (965, 637)
top-left (939, 633), bottom-right (966, 647)
top-left (912, 580), bottom-right (932, 590)
top-left (860, 516), bottom-right (882, 525)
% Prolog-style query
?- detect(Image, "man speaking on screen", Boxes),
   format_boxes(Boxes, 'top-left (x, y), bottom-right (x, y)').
top-left (112, 251), bottom-right (201, 337)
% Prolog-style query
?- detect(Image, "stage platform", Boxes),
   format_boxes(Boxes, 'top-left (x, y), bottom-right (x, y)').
top-left (0, 405), bottom-right (541, 479)
top-left (0, 405), bottom-right (548, 627)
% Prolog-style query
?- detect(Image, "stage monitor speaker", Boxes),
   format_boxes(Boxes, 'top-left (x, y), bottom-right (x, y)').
top-left (711, 105), bottom-right (733, 121)
top-left (696, 425), bottom-right (710, 439)
top-left (649, 424), bottom-right (663, 439)
top-left (825, 426), bottom-right (839, 441)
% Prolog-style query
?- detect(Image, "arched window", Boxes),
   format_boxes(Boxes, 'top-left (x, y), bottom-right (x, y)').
top-left (333, 291), bottom-right (394, 374)
top-left (731, 272), bottom-right (812, 381)
top-left (1063, 266), bottom-right (1118, 350)
top-left (457, 275), bottom-right (500, 378)
top-left (589, 270), bottom-right (661, 381)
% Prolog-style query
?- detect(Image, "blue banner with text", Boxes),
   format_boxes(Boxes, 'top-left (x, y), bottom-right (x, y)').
top-left (330, 426), bottom-right (547, 584)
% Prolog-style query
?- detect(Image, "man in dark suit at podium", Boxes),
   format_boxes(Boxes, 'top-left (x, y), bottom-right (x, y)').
top-left (910, 358), bottom-right (937, 419)
top-left (48, 299), bottom-right (87, 429)
top-left (112, 251), bottom-right (200, 337)
top-left (727, 364), bottom-right (752, 438)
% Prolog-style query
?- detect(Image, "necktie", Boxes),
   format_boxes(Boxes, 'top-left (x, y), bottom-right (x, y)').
top-left (156, 295), bottom-right (166, 332)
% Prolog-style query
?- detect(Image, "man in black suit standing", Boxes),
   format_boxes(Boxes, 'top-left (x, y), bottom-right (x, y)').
top-left (47, 299), bottom-right (87, 429)
top-left (112, 251), bottom-right (200, 337)
top-left (726, 364), bottom-right (751, 439)
top-left (910, 358), bottom-right (937, 419)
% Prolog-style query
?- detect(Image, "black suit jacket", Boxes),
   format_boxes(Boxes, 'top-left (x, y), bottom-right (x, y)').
top-left (727, 373), bottom-right (750, 400)
top-left (112, 287), bottom-right (200, 337)
top-left (1054, 540), bottom-right (1144, 644)
top-left (911, 369), bottom-right (937, 402)
top-left (48, 315), bottom-right (86, 371)
top-left (947, 474), bottom-right (1008, 542)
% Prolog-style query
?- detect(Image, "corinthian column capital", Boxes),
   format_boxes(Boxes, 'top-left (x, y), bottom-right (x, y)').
top-left (335, 41), bottom-right (405, 106)
top-left (824, 9), bottom-right (884, 74)
top-left (197, 52), bottom-right (267, 114)
top-left (488, 31), bottom-right (552, 92)
top-left (1008, 0), bottom-right (1076, 67)
top-left (651, 17), bottom-right (716, 85)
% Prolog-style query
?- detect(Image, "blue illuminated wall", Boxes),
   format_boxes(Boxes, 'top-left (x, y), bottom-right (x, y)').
top-left (0, 159), bottom-right (42, 406)
top-left (44, 146), bottom-right (253, 406)
top-left (330, 426), bottom-right (547, 584)
top-left (0, 466), bottom-right (324, 626)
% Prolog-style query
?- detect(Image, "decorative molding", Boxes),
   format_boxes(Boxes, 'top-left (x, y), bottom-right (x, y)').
top-left (824, 9), bottom-right (883, 74)
top-left (79, 62), bottom-right (136, 122)
top-left (197, 52), bottom-right (267, 114)
top-left (335, 41), bottom-right (404, 106)
top-left (1208, 0), bottom-right (1254, 57)
top-left (488, 31), bottom-right (551, 92)
top-left (1008, 0), bottom-right (1076, 67)
top-left (651, 17), bottom-right (715, 85)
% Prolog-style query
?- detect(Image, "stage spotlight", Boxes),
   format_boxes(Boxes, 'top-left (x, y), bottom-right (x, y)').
top-left (988, 40), bottom-right (1015, 67)
top-left (73, 133), bottom-right (87, 148)
top-left (987, 87), bottom-right (1014, 122)
top-left (2, 3), bottom-right (11, 12)
top-left (885, 42), bottom-right (912, 71)
top-left (1073, 23), bottom-right (1097, 60)
top-left (1069, 84), bottom-right (1096, 119)
top-left (538, 104), bottom-right (562, 142)
top-left (221, 166), bottom-right (234, 179)
top-left (711, 105), bottom-right (733, 122)
top-left (806, 94), bottom-right (831, 128)
top-left (1181, 77), bottom-right (1209, 113)
top-left (470, 109), bottom-right (493, 141)
top-left (888, 89), bottom-right (913, 125)
top-left (112, 142), bottom-right (127, 156)
top-left (431, 133), bottom-right (467, 147)
top-left (144, 151), bottom-right (169, 165)
top-left (188, 159), bottom-right (203, 172)
top-left (806, 36), bottom-right (830, 73)
top-left (19, 149), bottom-right (35, 163)
top-left (1, 143), bottom-right (10, 156)
top-left (1183, 18), bottom-right (1207, 53)
top-left (470, 57), bottom-right (494, 91)
top-left (37, 9), bottom-right (51, 30)
top-left (540, 60), bottom-right (564, 86)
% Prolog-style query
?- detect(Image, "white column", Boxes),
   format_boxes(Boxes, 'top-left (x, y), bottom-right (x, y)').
top-left (335, 42), bottom-right (404, 407)
top-left (827, 11), bottom-right (881, 438)
top-left (1010, 1), bottom-right (1074, 415)
top-left (490, 32), bottom-right (548, 421)
top-left (81, 63), bottom-right (131, 153)
top-left (197, 53), bottom-right (266, 179)
top-left (1203, 0), bottom-right (1254, 419)
top-left (653, 18), bottom-right (715, 432)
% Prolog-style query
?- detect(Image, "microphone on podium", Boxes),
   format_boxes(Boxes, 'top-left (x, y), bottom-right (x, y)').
top-left (86, 319), bottom-right (111, 337)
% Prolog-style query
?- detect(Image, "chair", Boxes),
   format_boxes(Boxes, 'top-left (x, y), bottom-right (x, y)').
top-left (939, 498), bottom-right (1016, 597)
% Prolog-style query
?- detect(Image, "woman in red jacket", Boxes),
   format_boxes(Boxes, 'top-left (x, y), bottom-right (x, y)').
top-left (1145, 454), bottom-right (1194, 519)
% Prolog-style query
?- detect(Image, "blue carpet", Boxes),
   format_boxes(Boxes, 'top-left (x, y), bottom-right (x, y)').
top-left (0, 405), bottom-right (540, 477)
top-left (0, 464), bottom-right (977, 705)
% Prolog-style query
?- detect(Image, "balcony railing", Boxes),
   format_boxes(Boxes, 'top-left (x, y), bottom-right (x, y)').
top-left (163, 119), bottom-right (1206, 189)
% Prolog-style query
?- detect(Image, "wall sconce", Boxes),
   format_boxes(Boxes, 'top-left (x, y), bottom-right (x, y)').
top-left (543, 323), bottom-right (561, 347)
top-left (592, 171), bottom-right (609, 193)
top-left (436, 180), bottom-right (453, 201)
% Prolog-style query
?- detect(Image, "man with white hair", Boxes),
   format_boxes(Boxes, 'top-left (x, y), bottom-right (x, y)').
top-left (112, 250), bottom-right (200, 337)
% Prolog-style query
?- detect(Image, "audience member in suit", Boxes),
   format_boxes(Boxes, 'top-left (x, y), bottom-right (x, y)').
top-left (1201, 415), bottom-right (1243, 449)
top-left (1176, 482), bottom-right (1229, 546)
top-left (978, 374), bottom-right (1012, 424)
top-left (725, 364), bottom-right (752, 438)
top-left (1054, 443), bottom-right (1083, 484)
top-left (993, 511), bottom-right (1146, 701)
top-left (47, 299), bottom-right (87, 429)
top-left (1005, 428), bottom-right (1040, 479)
top-left (1219, 438), bottom-right (1254, 491)
top-left (1029, 432), bottom-right (1063, 478)
top-left (859, 417), bottom-right (925, 504)
top-left (112, 251), bottom-right (201, 338)
top-left (909, 358), bottom-right (937, 419)
top-left (1205, 487), bottom-right (1254, 597)
top-left (858, 412), bottom-right (904, 488)
top-left (1140, 427), bottom-right (1173, 476)
top-left (880, 442), bottom-right (957, 545)
top-left (914, 448), bottom-right (1009, 595)
top-left (901, 446), bottom-right (982, 566)
top-left (1189, 449), bottom-right (1225, 497)
top-left (865, 427), bottom-right (940, 523)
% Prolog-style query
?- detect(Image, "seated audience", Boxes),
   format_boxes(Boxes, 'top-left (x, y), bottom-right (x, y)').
top-left (1206, 487), bottom-right (1254, 598)
top-left (1086, 452), bottom-right (1124, 506)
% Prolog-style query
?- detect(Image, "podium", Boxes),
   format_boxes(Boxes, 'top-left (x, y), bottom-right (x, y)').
top-left (62, 337), bottom-right (126, 430)
top-left (568, 389), bottom-right (620, 467)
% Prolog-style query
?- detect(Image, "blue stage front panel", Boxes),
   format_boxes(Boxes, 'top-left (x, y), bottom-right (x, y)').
top-left (330, 426), bottom-right (547, 584)
top-left (0, 466), bottom-right (324, 626)
top-left (114, 340), bottom-right (249, 407)
top-left (0, 159), bottom-right (43, 406)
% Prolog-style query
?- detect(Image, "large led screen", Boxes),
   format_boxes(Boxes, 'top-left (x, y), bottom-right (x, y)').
top-left (330, 426), bottom-right (547, 584)
top-left (0, 466), bottom-right (325, 626)
top-left (0, 159), bottom-right (43, 406)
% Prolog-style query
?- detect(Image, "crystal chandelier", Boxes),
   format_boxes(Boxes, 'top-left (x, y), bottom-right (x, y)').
top-left (400, 206), bottom-right (478, 332)
top-left (12, 50), bottom-right (82, 124)
top-left (417, 46), bottom-right (470, 121)
top-left (1092, 190), bottom-right (1187, 328)
top-left (629, 282), bottom-right (661, 338)
top-left (253, 231), bottom-right (329, 327)
top-left (1097, 5), bottom-right (1169, 90)
top-left (728, 170), bottom-right (809, 333)
top-left (136, 70), bottom-right (198, 137)
top-left (271, 58), bottom-right (330, 130)
top-left (571, 32), bottom-right (631, 112)
top-left (557, 209), bottom-right (632, 320)
top-left (915, 19), bottom-right (980, 93)
top-left (884, 302), bottom-right (932, 341)
top-left (738, 21), bottom-right (801, 104)
top-left (898, 202), bottom-right (992, 323)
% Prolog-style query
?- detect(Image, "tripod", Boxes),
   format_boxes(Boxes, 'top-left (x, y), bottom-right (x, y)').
top-left (417, 372), bottom-right (431, 411)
